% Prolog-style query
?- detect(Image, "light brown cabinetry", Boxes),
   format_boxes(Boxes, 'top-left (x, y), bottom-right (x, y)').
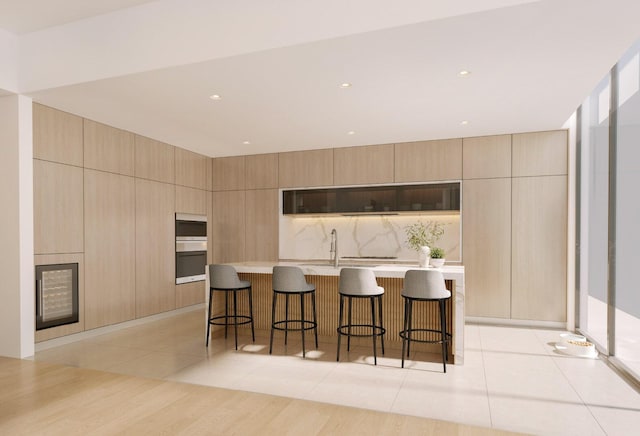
top-left (33, 103), bottom-right (83, 167)
top-left (83, 120), bottom-right (134, 176)
top-left (211, 190), bottom-right (246, 263)
top-left (33, 160), bottom-right (84, 254)
top-left (462, 135), bottom-right (511, 179)
top-left (463, 178), bottom-right (511, 318)
top-left (84, 170), bottom-right (136, 329)
top-left (333, 144), bottom-right (394, 186)
top-left (511, 175), bottom-right (567, 322)
top-left (135, 179), bottom-right (176, 317)
top-left (176, 282), bottom-right (205, 308)
top-left (175, 147), bottom-right (209, 190)
top-left (278, 149), bottom-right (333, 188)
top-left (245, 189), bottom-right (278, 261)
top-left (512, 131), bottom-right (568, 177)
top-left (395, 138), bottom-right (462, 182)
top-left (212, 156), bottom-right (246, 191)
top-left (246, 154), bottom-right (278, 189)
top-left (134, 135), bottom-right (175, 183)
top-left (176, 186), bottom-right (207, 215)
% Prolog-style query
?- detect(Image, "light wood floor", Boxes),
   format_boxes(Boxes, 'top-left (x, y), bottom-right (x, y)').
top-left (0, 357), bottom-right (520, 435)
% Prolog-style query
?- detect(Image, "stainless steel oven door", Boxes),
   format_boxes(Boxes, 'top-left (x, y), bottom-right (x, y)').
top-left (176, 238), bottom-right (207, 284)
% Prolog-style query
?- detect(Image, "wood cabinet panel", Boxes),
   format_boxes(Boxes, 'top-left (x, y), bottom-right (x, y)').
top-left (211, 190), bottom-right (245, 263)
top-left (84, 170), bottom-right (136, 329)
top-left (512, 130), bottom-right (568, 177)
top-left (33, 160), bottom-right (84, 254)
top-left (135, 179), bottom-right (176, 317)
top-left (176, 186), bottom-right (207, 215)
top-left (463, 135), bottom-right (511, 179)
top-left (212, 156), bottom-right (246, 191)
top-left (395, 138), bottom-right (462, 182)
top-left (245, 189), bottom-right (278, 261)
top-left (34, 253), bottom-right (84, 342)
top-left (511, 175), bottom-right (567, 321)
top-left (462, 179), bottom-right (511, 318)
top-left (83, 119), bottom-right (134, 176)
top-left (278, 149), bottom-right (333, 188)
top-left (134, 135), bottom-right (175, 183)
top-left (176, 282), bottom-right (205, 308)
top-left (246, 154), bottom-right (278, 189)
top-left (175, 147), bottom-right (209, 190)
top-left (32, 103), bottom-right (83, 167)
top-left (333, 144), bottom-right (394, 186)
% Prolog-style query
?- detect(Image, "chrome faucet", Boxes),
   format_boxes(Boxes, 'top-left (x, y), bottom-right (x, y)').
top-left (330, 228), bottom-right (339, 267)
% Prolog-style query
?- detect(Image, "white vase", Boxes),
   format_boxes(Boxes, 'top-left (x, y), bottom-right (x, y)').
top-left (430, 258), bottom-right (445, 268)
top-left (418, 246), bottom-right (430, 267)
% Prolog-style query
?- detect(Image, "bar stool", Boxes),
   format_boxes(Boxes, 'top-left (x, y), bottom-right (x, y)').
top-left (206, 264), bottom-right (255, 349)
top-left (336, 268), bottom-right (385, 365)
top-left (399, 269), bottom-right (451, 372)
top-left (270, 266), bottom-right (318, 358)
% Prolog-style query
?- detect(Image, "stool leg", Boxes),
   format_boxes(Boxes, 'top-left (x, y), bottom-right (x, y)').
top-left (284, 294), bottom-right (289, 346)
top-left (300, 292), bottom-right (306, 358)
top-left (224, 291), bottom-right (229, 339)
top-left (378, 295), bottom-right (385, 355)
top-left (336, 294), bottom-right (344, 362)
top-left (370, 296), bottom-right (377, 365)
top-left (269, 292), bottom-right (277, 354)
top-left (312, 291), bottom-right (318, 348)
top-left (439, 299), bottom-right (447, 373)
top-left (248, 287), bottom-right (255, 342)
top-left (206, 288), bottom-right (213, 347)
top-left (233, 289), bottom-right (239, 350)
top-left (406, 299), bottom-right (413, 357)
top-left (347, 296), bottom-right (353, 352)
top-left (401, 297), bottom-right (409, 368)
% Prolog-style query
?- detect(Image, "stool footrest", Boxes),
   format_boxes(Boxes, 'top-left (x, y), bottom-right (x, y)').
top-left (272, 319), bottom-right (317, 332)
top-left (337, 324), bottom-right (386, 338)
top-left (399, 328), bottom-right (451, 344)
top-left (209, 314), bottom-right (253, 327)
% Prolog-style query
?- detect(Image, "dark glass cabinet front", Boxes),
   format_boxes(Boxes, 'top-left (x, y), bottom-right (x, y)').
top-left (35, 263), bottom-right (79, 330)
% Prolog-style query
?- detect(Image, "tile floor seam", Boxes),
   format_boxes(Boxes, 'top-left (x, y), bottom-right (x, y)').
top-left (478, 325), bottom-right (495, 430)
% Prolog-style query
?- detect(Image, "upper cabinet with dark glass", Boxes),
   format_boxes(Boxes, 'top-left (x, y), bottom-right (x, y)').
top-left (282, 182), bottom-right (460, 215)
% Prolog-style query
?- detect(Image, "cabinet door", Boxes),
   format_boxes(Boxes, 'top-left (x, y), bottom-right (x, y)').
top-left (278, 149), bottom-right (333, 188)
top-left (33, 160), bottom-right (84, 254)
top-left (134, 135), bottom-right (175, 183)
top-left (176, 186), bottom-right (207, 215)
top-left (212, 156), bottom-right (246, 191)
top-left (211, 190), bottom-right (245, 263)
top-left (511, 175), bottom-right (567, 321)
top-left (83, 119), bottom-right (134, 176)
top-left (135, 179), bottom-right (176, 317)
top-left (246, 154), bottom-right (278, 189)
top-left (512, 131), bottom-right (567, 177)
top-left (84, 170), bottom-right (136, 329)
top-left (333, 144), bottom-right (394, 185)
top-left (463, 135), bottom-right (511, 180)
top-left (33, 103), bottom-right (83, 166)
top-left (463, 178), bottom-right (512, 318)
top-left (175, 147), bottom-right (209, 189)
top-left (395, 138), bottom-right (462, 182)
top-left (245, 189), bottom-right (278, 261)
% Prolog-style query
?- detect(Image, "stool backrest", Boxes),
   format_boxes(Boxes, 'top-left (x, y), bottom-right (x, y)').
top-left (338, 267), bottom-right (383, 296)
top-left (402, 269), bottom-right (450, 299)
top-left (209, 264), bottom-right (242, 289)
top-left (272, 266), bottom-right (312, 291)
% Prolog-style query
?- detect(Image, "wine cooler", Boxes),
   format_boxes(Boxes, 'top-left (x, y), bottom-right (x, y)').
top-left (35, 263), bottom-right (79, 330)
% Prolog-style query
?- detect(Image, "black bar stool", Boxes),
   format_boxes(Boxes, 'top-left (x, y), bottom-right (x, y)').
top-left (206, 264), bottom-right (255, 349)
top-left (399, 269), bottom-right (451, 372)
top-left (336, 268), bottom-right (385, 365)
top-left (270, 266), bottom-right (318, 358)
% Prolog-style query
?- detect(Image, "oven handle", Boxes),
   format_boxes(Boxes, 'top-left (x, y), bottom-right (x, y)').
top-left (36, 279), bottom-right (43, 317)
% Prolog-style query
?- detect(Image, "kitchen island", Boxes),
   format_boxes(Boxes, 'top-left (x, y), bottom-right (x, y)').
top-left (209, 262), bottom-right (465, 364)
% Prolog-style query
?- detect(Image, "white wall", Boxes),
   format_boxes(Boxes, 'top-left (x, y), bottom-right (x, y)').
top-left (0, 95), bottom-right (34, 358)
top-left (0, 28), bottom-right (18, 93)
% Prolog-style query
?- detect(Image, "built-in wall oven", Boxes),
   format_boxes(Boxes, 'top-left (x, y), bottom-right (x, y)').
top-left (175, 213), bottom-right (207, 284)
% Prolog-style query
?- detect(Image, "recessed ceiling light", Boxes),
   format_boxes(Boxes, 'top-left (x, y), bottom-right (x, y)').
top-left (458, 70), bottom-right (471, 77)
top-left (209, 94), bottom-right (222, 100)
top-left (340, 83), bottom-right (352, 88)
top-left (460, 120), bottom-right (469, 125)
top-left (242, 141), bottom-right (251, 145)
top-left (347, 131), bottom-right (355, 135)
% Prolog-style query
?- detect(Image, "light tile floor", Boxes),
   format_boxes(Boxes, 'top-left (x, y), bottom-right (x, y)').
top-left (34, 309), bottom-right (640, 436)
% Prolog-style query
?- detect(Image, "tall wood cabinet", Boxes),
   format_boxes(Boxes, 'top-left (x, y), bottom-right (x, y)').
top-left (84, 170), bottom-right (136, 329)
top-left (211, 190), bottom-right (246, 263)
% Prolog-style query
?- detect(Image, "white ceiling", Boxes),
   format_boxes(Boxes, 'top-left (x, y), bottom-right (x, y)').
top-left (1, 0), bottom-right (639, 157)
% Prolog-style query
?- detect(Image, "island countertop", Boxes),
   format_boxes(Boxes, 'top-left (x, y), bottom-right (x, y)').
top-left (215, 261), bottom-right (466, 364)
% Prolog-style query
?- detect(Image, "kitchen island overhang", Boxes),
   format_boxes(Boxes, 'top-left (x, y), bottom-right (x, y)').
top-left (206, 262), bottom-right (465, 364)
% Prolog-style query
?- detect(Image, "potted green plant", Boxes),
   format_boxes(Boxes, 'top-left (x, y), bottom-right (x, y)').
top-left (404, 221), bottom-right (444, 267)
top-left (429, 247), bottom-right (445, 268)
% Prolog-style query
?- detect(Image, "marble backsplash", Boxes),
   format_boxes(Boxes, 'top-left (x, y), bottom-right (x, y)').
top-left (279, 214), bottom-right (461, 263)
